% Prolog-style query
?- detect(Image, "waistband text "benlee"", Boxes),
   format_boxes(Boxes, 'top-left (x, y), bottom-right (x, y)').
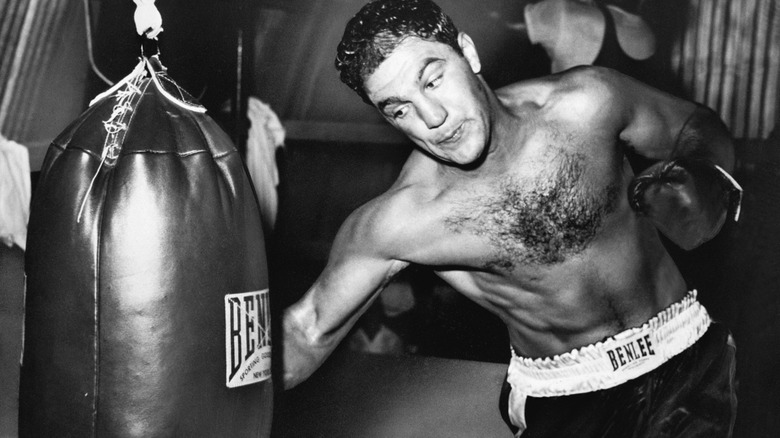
top-left (607, 334), bottom-right (655, 371)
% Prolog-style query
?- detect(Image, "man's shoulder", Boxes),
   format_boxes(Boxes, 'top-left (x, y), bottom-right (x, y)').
top-left (501, 66), bottom-right (617, 96)
top-left (358, 148), bottom-right (448, 223)
top-left (361, 179), bottom-right (441, 228)
top-left (550, 66), bottom-right (621, 98)
top-left (552, 67), bottom-right (620, 116)
top-left (341, 179), bottom-right (444, 260)
top-left (499, 67), bottom-right (621, 119)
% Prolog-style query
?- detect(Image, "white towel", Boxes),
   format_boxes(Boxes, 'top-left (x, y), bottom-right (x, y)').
top-left (0, 134), bottom-right (31, 250)
top-left (245, 97), bottom-right (285, 235)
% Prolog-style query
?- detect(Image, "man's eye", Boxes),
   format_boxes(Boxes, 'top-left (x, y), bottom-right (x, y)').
top-left (392, 107), bottom-right (407, 119)
top-left (426, 76), bottom-right (442, 89)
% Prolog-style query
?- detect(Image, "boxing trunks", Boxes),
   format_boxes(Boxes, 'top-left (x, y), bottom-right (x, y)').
top-left (500, 291), bottom-right (737, 437)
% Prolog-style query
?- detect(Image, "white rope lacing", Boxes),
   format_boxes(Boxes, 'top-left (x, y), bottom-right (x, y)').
top-left (78, 61), bottom-right (145, 223)
top-left (77, 0), bottom-right (207, 222)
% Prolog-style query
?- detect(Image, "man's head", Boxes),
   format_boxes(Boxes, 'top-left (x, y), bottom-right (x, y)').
top-left (335, 0), bottom-right (462, 105)
top-left (335, 0), bottom-right (492, 167)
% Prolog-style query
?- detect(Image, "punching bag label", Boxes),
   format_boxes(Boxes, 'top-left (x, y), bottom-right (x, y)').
top-left (224, 289), bottom-right (272, 388)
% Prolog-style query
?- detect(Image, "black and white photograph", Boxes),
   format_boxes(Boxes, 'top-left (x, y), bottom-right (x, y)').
top-left (1, 0), bottom-right (778, 437)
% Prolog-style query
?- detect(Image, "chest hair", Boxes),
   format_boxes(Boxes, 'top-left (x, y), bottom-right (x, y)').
top-left (445, 150), bottom-right (621, 269)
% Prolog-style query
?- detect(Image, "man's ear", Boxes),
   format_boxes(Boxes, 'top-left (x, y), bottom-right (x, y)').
top-left (458, 33), bottom-right (482, 74)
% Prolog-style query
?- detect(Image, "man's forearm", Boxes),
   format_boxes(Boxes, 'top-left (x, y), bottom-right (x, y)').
top-left (281, 305), bottom-right (339, 389)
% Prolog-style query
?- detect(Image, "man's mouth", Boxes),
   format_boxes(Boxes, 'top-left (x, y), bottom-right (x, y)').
top-left (437, 123), bottom-right (464, 145)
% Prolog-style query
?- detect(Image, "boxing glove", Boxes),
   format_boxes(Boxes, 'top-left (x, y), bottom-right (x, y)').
top-left (628, 157), bottom-right (742, 250)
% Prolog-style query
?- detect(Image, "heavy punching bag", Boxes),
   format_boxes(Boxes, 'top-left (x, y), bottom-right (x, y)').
top-left (19, 27), bottom-right (273, 438)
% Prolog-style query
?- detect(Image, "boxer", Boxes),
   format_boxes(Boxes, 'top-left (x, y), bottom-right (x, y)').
top-left (282, 1), bottom-right (740, 436)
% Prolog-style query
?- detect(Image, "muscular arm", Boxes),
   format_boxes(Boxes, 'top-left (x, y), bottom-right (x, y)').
top-left (618, 88), bottom-right (735, 172)
top-left (594, 67), bottom-right (741, 248)
top-left (282, 202), bottom-right (409, 389)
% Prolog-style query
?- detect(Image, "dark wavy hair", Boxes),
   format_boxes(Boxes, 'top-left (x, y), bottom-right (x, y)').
top-left (335, 0), bottom-right (462, 104)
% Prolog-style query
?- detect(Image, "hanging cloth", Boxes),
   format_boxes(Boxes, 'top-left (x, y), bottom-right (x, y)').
top-left (245, 96), bottom-right (285, 235)
top-left (0, 134), bottom-right (30, 250)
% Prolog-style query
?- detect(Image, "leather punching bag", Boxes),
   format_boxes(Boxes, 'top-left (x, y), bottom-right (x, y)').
top-left (19, 56), bottom-right (273, 437)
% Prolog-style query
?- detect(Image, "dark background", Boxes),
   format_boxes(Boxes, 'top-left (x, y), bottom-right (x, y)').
top-left (1, 0), bottom-right (777, 436)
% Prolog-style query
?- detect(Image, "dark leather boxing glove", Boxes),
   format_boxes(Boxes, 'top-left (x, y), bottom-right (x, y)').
top-left (628, 157), bottom-right (742, 250)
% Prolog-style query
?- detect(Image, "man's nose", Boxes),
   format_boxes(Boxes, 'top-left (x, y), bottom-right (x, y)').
top-left (418, 99), bottom-right (447, 129)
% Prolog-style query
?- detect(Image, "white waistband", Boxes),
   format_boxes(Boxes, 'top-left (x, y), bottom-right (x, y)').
top-left (507, 290), bottom-right (710, 397)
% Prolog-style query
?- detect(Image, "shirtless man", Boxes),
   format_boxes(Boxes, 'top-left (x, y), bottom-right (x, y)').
top-left (282, 0), bottom-right (740, 436)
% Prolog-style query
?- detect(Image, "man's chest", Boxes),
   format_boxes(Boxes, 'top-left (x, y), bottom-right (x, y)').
top-left (438, 144), bottom-right (626, 270)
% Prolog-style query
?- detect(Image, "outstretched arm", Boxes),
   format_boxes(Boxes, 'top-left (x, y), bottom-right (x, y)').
top-left (282, 204), bottom-right (409, 389)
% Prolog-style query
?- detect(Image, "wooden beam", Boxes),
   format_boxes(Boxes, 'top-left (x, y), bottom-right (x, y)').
top-left (282, 120), bottom-right (409, 144)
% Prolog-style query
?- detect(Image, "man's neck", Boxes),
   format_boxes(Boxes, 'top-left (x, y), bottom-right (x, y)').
top-left (432, 79), bottom-right (525, 180)
top-left (480, 92), bottom-right (527, 174)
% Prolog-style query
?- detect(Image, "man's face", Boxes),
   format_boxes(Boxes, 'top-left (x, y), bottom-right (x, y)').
top-left (364, 34), bottom-right (490, 166)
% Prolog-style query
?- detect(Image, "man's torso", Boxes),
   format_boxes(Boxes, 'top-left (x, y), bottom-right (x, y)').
top-left (371, 77), bottom-right (686, 357)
